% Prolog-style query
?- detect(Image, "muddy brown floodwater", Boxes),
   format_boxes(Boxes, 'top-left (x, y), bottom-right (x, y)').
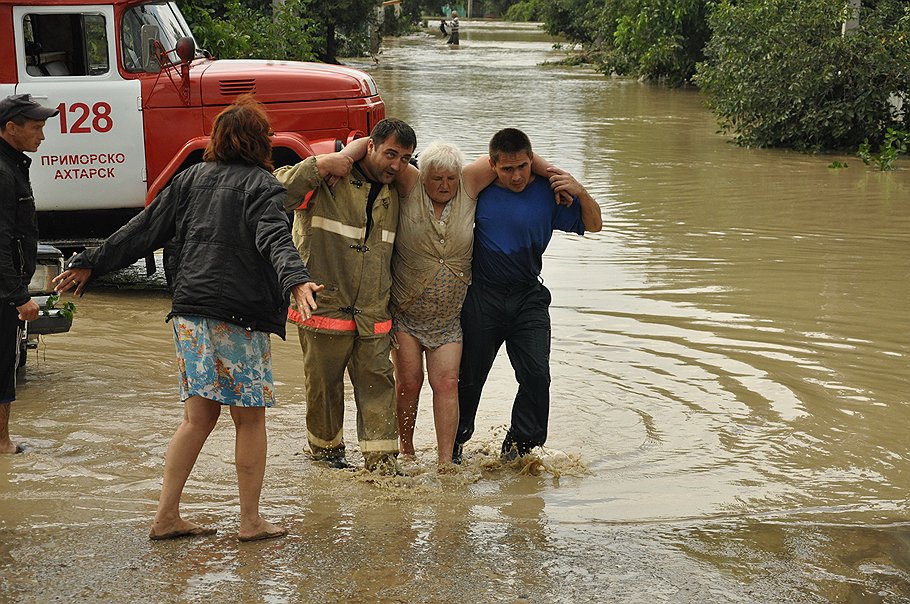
top-left (3, 19), bottom-right (910, 604)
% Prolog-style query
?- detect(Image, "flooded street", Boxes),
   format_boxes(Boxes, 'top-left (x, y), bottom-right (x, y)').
top-left (3, 20), bottom-right (910, 603)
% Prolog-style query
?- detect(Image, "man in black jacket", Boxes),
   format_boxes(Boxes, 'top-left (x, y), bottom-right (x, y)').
top-left (0, 94), bottom-right (58, 454)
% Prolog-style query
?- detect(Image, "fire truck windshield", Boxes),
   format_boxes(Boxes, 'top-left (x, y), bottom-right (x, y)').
top-left (121, 1), bottom-right (198, 71)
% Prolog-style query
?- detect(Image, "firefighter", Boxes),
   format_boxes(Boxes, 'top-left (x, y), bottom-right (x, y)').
top-left (275, 119), bottom-right (417, 474)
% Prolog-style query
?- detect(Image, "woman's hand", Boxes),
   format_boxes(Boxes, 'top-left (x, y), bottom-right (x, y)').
top-left (291, 282), bottom-right (325, 320)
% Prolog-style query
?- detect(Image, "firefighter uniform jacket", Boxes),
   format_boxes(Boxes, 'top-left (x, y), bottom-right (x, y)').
top-left (275, 156), bottom-right (399, 338)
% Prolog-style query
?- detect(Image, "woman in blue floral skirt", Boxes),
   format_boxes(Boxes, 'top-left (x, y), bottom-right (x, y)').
top-left (55, 95), bottom-right (322, 542)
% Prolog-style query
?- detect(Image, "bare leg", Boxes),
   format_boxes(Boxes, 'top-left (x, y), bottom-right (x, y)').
top-left (392, 331), bottom-right (425, 457)
top-left (149, 396), bottom-right (220, 539)
top-left (231, 405), bottom-right (286, 542)
top-left (426, 342), bottom-right (462, 466)
top-left (0, 403), bottom-right (17, 454)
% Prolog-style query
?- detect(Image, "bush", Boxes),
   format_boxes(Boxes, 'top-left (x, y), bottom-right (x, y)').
top-left (859, 128), bottom-right (909, 170)
top-left (538, 0), bottom-right (708, 84)
top-left (696, 0), bottom-right (910, 150)
top-left (504, 0), bottom-right (543, 21)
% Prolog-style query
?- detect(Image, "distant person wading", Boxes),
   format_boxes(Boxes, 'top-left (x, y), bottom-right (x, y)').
top-left (447, 11), bottom-right (460, 45)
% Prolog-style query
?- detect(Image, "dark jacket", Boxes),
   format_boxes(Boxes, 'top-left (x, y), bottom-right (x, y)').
top-left (0, 137), bottom-right (38, 307)
top-left (69, 162), bottom-right (311, 338)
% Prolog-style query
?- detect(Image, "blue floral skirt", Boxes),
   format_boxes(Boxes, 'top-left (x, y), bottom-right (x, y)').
top-left (172, 315), bottom-right (275, 407)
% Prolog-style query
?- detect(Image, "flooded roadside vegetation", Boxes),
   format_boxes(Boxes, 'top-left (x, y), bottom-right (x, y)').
top-left (3, 20), bottom-right (910, 603)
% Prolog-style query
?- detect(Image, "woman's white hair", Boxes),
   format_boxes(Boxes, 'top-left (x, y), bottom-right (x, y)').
top-left (418, 140), bottom-right (464, 179)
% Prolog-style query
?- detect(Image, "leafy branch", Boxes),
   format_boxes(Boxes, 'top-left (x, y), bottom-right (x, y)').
top-left (42, 294), bottom-right (77, 321)
top-left (858, 128), bottom-right (909, 171)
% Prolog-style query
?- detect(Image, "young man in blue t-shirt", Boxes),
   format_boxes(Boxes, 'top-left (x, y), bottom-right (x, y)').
top-left (455, 128), bottom-right (602, 462)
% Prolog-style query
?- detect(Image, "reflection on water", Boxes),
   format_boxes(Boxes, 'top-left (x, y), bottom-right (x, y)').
top-left (2, 20), bottom-right (910, 603)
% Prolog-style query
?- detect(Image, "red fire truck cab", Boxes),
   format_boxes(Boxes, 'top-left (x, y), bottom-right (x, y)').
top-left (0, 0), bottom-right (385, 249)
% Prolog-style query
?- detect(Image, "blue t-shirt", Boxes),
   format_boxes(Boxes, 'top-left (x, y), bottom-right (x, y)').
top-left (472, 176), bottom-right (585, 287)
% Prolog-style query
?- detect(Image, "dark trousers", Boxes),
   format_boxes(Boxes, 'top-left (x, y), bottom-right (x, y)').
top-left (0, 304), bottom-right (23, 404)
top-left (456, 281), bottom-right (552, 454)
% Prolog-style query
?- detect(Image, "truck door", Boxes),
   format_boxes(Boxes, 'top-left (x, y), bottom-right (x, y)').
top-left (13, 5), bottom-right (147, 212)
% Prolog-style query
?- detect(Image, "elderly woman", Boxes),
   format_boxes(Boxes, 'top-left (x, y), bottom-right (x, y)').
top-left (340, 137), bottom-right (559, 468)
top-left (54, 95), bottom-right (322, 542)
top-left (388, 142), bottom-right (488, 468)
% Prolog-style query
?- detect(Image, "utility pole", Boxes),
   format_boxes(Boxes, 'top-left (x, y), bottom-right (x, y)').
top-left (842, 0), bottom-right (860, 35)
top-left (467, 0), bottom-right (473, 18)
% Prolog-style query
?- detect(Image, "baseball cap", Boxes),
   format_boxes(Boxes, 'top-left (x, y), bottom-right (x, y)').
top-left (0, 93), bottom-right (59, 125)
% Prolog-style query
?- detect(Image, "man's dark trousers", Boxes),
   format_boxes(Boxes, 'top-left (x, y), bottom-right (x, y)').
top-left (0, 304), bottom-right (23, 403)
top-left (456, 280), bottom-right (552, 454)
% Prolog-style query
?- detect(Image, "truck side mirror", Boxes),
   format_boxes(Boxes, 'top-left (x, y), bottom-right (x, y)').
top-left (176, 37), bottom-right (195, 63)
top-left (140, 24), bottom-right (161, 73)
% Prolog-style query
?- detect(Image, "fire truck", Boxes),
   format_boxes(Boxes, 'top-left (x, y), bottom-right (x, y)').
top-left (0, 0), bottom-right (385, 250)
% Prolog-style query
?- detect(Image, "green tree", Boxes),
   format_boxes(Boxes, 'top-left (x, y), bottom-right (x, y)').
top-left (503, 0), bottom-right (544, 22)
top-left (179, 0), bottom-right (316, 61)
top-left (383, 0), bottom-right (422, 36)
top-left (606, 0), bottom-right (708, 84)
top-left (479, 0), bottom-right (523, 17)
top-left (307, 0), bottom-right (382, 62)
top-left (179, 0), bottom-right (382, 63)
top-left (538, 0), bottom-right (600, 45)
top-left (696, 0), bottom-right (910, 150)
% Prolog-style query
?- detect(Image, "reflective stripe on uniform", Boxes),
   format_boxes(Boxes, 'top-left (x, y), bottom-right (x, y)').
top-left (308, 428), bottom-right (344, 450)
top-left (288, 308), bottom-right (357, 330)
top-left (287, 307), bottom-right (306, 325)
top-left (312, 215), bottom-right (366, 240)
top-left (289, 309), bottom-right (392, 334)
top-left (301, 189), bottom-right (315, 209)
top-left (373, 320), bottom-right (392, 334)
top-left (304, 315), bottom-right (357, 331)
top-left (360, 438), bottom-right (400, 452)
top-left (381, 229), bottom-right (396, 244)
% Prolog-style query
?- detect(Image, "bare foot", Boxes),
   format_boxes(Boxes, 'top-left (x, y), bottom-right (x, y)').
top-left (149, 518), bottom-right (217, 540)
top-left (239, 517), bottom-right (287, 542)
top-left (0, 441), bottom-right (22, 454)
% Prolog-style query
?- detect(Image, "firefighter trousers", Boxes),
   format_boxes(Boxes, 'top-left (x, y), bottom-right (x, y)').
top-left (299, 328), bottom-right (398, 468)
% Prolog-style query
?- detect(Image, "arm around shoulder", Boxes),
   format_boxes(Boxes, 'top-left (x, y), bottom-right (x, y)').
top-left (462, 155), bottom-right (496, 199)
top-left (337, 136), bottom-right (416, 195)
top-left (460, 152), bottom-right (558, 199)
top-left (576, 188), bottom-right (603, 233)
top-left (273, 156), bottom-right (321, 212)
top-left (547, 167), bottom-right (602, 232)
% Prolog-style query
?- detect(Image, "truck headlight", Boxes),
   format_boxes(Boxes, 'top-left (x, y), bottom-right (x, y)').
top-left (28, 261), bottom-right (63, 295)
